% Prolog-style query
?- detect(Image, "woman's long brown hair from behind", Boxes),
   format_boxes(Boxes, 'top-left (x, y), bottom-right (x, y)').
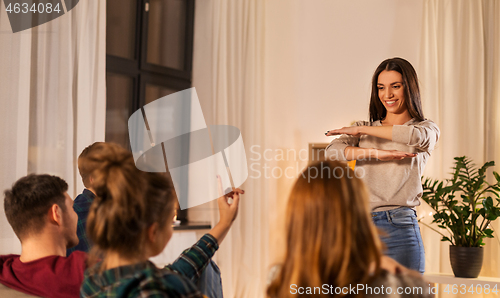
top-left (267, 161), bottom-right (383, 298)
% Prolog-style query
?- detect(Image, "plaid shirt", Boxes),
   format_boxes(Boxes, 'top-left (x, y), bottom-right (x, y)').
top-left (80, 234), bottom-right (218, 298)
top-left (67, 189), bottom-right (95, 256)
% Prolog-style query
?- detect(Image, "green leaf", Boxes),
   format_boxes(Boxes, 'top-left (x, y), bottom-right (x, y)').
top-left (461, 194), bottom-right (470, 203)
top-left (483, 197), bottom-right (493, 208)
top-left (494, 171), bottom-right (500, 184)
top-left (442, 236), bottom-right (453, 244)
top-left (479, 161), bottom-right (495, 176)
top-left (485, 189), bottom-right (500, 198)
top-left (487, 214), bottom-right (498, 221)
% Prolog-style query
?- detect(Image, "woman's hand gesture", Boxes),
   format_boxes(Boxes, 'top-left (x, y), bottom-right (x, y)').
top-left (375, 149), bottom-right (416, 161)
top-left (325, 126), bottom-right (361, 137)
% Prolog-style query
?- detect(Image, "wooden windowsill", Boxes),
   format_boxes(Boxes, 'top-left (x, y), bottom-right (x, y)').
top-left (173, 221), bottom-right (211, 231)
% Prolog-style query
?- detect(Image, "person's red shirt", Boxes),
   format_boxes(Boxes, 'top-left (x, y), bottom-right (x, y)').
top-left (0, 251), bottom-right (86, 298)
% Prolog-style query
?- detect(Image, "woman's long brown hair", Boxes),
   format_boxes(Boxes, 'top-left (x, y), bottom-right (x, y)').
top-left (267, 161), bottom-right (383, 298)
top-left (369, 57), bottom-right (425, 122)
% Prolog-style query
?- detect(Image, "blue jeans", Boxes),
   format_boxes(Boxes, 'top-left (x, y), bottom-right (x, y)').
top-left (372, 207), bottom-right (425, 273)
top-left (197, 260), bottom-right (223, 298)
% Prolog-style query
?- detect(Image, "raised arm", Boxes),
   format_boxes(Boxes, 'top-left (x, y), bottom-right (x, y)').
top-left (327, 125), bottom-right (393, 141)
top-left (166, 234), bottom-right (219, 281)
top-left (325, 121), bottom-right (366, 161)
top-left (337, 146), bottom-right (416, 161)
top-left (328, 120), bottom-right (440, 153)
top-left (208, 186), bottom-right (242, 244)
top-left (325, 121), bottom-right (416, 161)
top-left (358, 126), bottom-right (393, 140)
top-left (166, 184), bottom-right (242, 280)
top-left (392, 120), bottom-right (440, 152)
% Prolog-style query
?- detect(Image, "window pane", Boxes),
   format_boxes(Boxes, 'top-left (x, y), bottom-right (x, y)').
top-left (106, 73), bottom-right (134, 148)
top-left (145, 84), bottom-right (188, 222)
top-left (146, 0), bottom-right (186, 70)
top-left (145, 84), bottom-right (178, 104)
top-left (107, 0), bottom-right (136, 59)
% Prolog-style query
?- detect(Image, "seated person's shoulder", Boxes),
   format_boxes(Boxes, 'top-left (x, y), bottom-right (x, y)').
top-left (50, 251), bottom-right (87, 273)
top-left (67, 250), bottom-right (87, 260)
top-left (0, 283), bottom-right (40, 298)
top-left (0, 255), bottom-right (39, 297)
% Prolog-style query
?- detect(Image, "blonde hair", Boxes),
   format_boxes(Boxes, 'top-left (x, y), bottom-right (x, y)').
top-left (267, 161), bottom-right (383, 298)
top-left (83, 143), bottom-right (176, 264)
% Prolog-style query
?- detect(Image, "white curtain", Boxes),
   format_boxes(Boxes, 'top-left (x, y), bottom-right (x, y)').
top-left (418, 0), bottom-right (500, 289)
top-left (0, 1), bottom-right (106, 254)
top-left (192, 0), bottom-right (269, 297)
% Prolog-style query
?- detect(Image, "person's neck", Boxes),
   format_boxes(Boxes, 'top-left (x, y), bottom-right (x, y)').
top-left (86, 187), bottom-right (96, 195)
top-left (103, 251), bottom-right (147, 270)
top-left (19, 232), bottom-right (67, 262)
top-left (382, 111), bottom-right (412, 125)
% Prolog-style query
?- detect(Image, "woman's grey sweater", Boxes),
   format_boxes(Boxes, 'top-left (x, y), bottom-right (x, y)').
top-left (325, 119), bottom-right (440, 211)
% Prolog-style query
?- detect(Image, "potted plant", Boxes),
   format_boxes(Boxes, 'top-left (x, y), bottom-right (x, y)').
top-left (420, 156), bottom-right (500, 278)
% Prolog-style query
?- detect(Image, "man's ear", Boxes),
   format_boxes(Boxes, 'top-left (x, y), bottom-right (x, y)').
top-left (147, 222), bottom-right (159, 244)
top-left (48, 204), bottom-right (63, 226)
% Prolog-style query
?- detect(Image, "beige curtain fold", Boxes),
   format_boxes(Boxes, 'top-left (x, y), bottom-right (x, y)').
top-left (0, 1), bottom-right (106, 254)
top-left (193, 0), bottom-right (269, 297)
top-left (0, 7), bottom-right (32, 254)
top-left (419, 0), bottom-right (500, 295)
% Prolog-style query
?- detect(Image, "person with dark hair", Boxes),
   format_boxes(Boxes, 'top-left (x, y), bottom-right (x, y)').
top-left (79, 142), bottom-right (241, 297)
top-left (66, 142), bottom-right (104, 256)
top-left (325, 57), bottom-right (440, 273)
top-left (0, 174), bottom-right (85, 298)
top-left (267, 161), bottom-right (432, 298)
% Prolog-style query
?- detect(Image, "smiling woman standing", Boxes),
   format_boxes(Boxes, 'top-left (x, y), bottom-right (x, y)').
top-left (324, 57), bottom-right (440, 273)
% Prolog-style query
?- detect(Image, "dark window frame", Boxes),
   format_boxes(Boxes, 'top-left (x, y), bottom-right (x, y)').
top-left (106, 0), bottom-right (195, 223)
top-left (106, 0), bottom-right (195, 112)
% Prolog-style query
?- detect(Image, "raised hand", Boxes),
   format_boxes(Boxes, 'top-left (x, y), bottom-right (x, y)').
top-left (216, 175), bottom-right (243, 225)
top-left (209, 176), bottom-right (244, 244)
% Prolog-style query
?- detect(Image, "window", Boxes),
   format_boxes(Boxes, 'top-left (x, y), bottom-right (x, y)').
top-left (105, 0), bottom-right (195, 223)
